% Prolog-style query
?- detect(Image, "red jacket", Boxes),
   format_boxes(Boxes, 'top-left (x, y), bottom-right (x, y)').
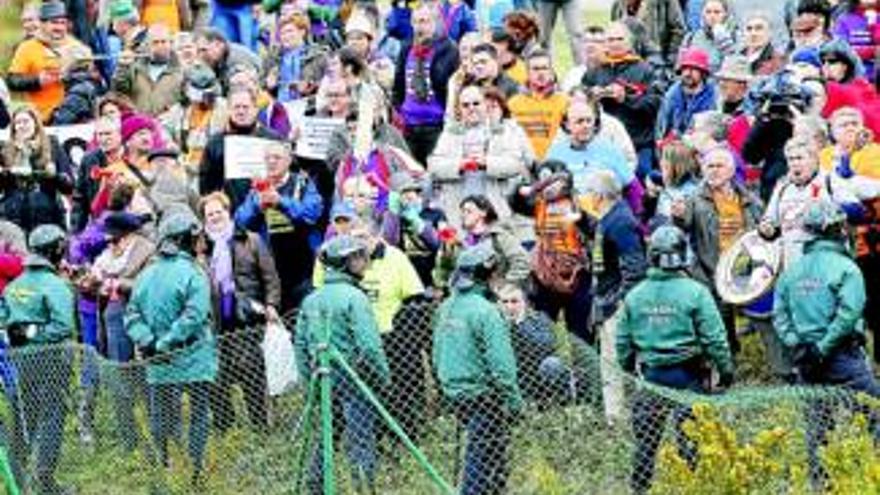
top-left (0, 253), bottom-right (24, 294)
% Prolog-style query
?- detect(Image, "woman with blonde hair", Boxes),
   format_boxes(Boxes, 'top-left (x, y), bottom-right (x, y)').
top-left (0, 105), bottom-right (73, 232)
top-left (651, 139), bottom-right (701, 223)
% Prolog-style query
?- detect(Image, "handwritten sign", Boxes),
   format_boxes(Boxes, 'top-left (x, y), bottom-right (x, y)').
top-left (224, 136), bottom-right (274, 180)
top-left (295, 117), bottom-right (344, 160)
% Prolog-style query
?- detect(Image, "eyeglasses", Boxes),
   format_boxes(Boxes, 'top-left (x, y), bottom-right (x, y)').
top-left (499, 298), bottom-right (522, 304)
top-left (461, 100), bottom-right (483, 108)
top-left (744, 24), bottom-right (767, 31)
top-left (605, 36), bottom-right (625, 42)
top-left (326, 92), bottom-right (348, 98)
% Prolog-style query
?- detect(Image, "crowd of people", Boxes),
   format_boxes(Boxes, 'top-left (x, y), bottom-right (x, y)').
top-left (1, 0), bottom-right (880, 492)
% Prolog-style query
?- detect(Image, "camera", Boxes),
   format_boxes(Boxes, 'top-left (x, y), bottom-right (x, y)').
top-left (750, 71), bottom-right (812, 120)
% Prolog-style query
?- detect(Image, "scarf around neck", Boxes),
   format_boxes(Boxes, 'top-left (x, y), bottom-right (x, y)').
top-left (207, 221), bottom-right (236, 297)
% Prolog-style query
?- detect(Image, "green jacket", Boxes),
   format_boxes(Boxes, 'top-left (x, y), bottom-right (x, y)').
top-left (125, 252), bottom-right (218, 385)
top-left (773, 240), bottom-right (866, 356)
top-left (616, 268), bottom-right (733, 375)
top-left (432, 285), bottom-right (523, 414)
top-left (294, 270), bottom-right (390, 385)
top-left (1, 255), bottom-right (75, 345)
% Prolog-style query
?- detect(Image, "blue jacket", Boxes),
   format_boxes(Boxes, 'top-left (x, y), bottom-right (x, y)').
top-left (233, 171), bottom-right (324, 253)
top-left (593, 200), bottom-right (647, 321)
top-left (440, 1), bottom-right (478, 42)
top-left (655, 80), bottom-right (718, 141)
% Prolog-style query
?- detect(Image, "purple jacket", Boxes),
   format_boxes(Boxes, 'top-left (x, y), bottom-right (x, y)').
top-left (833, 11), bottom-right (880, 80)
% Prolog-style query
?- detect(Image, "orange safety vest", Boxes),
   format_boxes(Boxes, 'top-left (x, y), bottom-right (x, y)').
top-left (534, 197), bottom-right (584, 256)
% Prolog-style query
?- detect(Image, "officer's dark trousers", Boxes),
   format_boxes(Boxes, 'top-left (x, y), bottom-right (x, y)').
top-left (105, 300), bottom-right (146, 450)
top-left (308, 376), bottom-right (377, 494)
top-left (455, 396), bottom-right (512, 495)
top-left (802, 346), bottom-right (880, 486)
top-left (210, 331), bottom-right (268, 432)
top-left (383, 300), bottom-right (431, 442)
top-left (856, 255), bottom-right (880, 361)
top-left (149, 382), bottom-right (212, 475)
top-left (10, 345), bottom-right (72, 493)
top-left (631, 360), bottom-right (704, 495)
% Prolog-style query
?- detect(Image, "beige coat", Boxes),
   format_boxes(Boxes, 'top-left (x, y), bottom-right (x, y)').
top-left (427, 119), bottom-right (535, 237)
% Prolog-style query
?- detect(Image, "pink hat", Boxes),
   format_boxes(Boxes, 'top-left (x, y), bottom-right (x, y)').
top-left (678, 47), bottom-right (710, 73)
top-left (120, 114), bottom-right (156, 143)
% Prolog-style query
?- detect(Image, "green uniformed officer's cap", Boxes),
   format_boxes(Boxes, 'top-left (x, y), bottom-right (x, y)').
top-left (28, 224), bottom-right (66, 251)
top-left (455, 243), bottom-right (496, 272)
top-left (320, 235), bottom-right (367, 268)
top-left (158, 211), bottom-right (201, 241)
top-left (802, 200), bottom-right (847, 237)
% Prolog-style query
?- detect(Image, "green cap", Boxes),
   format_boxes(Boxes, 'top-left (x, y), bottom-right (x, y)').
top-left (451, 243), bottom-right (497, 289)
top-left (320, 235), bottom-right (367, 269)
top-left (802, 200), bottom-right (847, 238)
top-left (109, 0), bottom-right (138, 21)
top-left (648, 225), bottom-right (689, 269)
top-left (158, 211), bottom-right (201, 242)
top-left (455, 243), bottom-right (496, 272)
top-left (28, 224), bottom-right (66, 250)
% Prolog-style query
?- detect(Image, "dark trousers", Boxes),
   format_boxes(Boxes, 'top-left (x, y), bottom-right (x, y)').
top-left (382, 301), bottom-right (432, 441)
top-left (149, 382), bottom-right (212, 475)
top-left (856, 255), bottom-right (880, 361)
top-left (720, 302), bottom-right (740, 355)
top-left (530, 273), bottom-right (593, 343)
top-left (455, 396), bottom-right (512, 495)
top-left (404, 124), bottom-right (443, 166)
top-left (9, 346), bottom-right (72, 493)
top-left (104, 300), bottom-right (146, 450)
top-left (802, 345), bottom-right (880, 486)
top-left (631, 361), bottom-right (704, 495)
top-left (308, 377), bottom-right (377, 494)
top-left (209, 331), bottom-right (269, 432)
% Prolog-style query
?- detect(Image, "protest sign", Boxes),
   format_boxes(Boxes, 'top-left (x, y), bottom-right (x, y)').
top-left (294, 117), bottom-right (344, 160)
top-left (224, 136), bottom-right (274, 180)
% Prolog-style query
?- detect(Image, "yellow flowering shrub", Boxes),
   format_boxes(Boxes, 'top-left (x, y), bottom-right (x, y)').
top-left (650, 402), bottom-right (802, 495)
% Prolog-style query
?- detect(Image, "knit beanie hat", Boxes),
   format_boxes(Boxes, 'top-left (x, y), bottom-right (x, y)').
top-left (121, 114), bottom-right (154, 143)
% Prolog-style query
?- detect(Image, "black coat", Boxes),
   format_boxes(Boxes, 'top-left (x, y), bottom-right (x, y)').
top-left (51, 72), bottom-right (103, 125)
top-left (392, 37), bottom-right (460, 111)
top-left (0, 137), bottom-right (73, 233)
top-left (582, 58), bottom-right (663, 150)
top-left (199, 124), bottom-right (281, 210)
top-left (741, 117), bottom-right (793, 202)
top-left (73, 148), bottom-right (109, 231)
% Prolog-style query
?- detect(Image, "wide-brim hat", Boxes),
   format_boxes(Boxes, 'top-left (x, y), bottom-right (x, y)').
top-left (716, 56), bottom-right (752, 83)
top-left (40, 1), bottom-right (67, 21)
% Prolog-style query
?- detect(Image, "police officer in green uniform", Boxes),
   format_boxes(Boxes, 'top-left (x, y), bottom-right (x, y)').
top-left (616, 225), bottom-right (734, 495)
top-left (2, 224), bottom-right (76, 494)
top-left (295, 234), bottom-right (390, 495)
top-left (126, 212), bottom-right (218, 486)
top-left (773, 200), bottom-right (880, 486)
top-left (433, 243), bottom-right (523, 495)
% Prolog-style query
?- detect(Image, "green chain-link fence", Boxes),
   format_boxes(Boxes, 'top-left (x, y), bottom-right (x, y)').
top-left (0, 299), bottom-right (875, 494)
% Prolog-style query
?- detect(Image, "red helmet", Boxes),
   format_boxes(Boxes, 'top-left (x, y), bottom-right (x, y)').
top-left (677, 47), bottom-right (710, 73)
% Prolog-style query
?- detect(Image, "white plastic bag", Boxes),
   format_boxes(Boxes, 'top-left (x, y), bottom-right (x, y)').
top-left (262, 322), bottom-right (298, 396)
